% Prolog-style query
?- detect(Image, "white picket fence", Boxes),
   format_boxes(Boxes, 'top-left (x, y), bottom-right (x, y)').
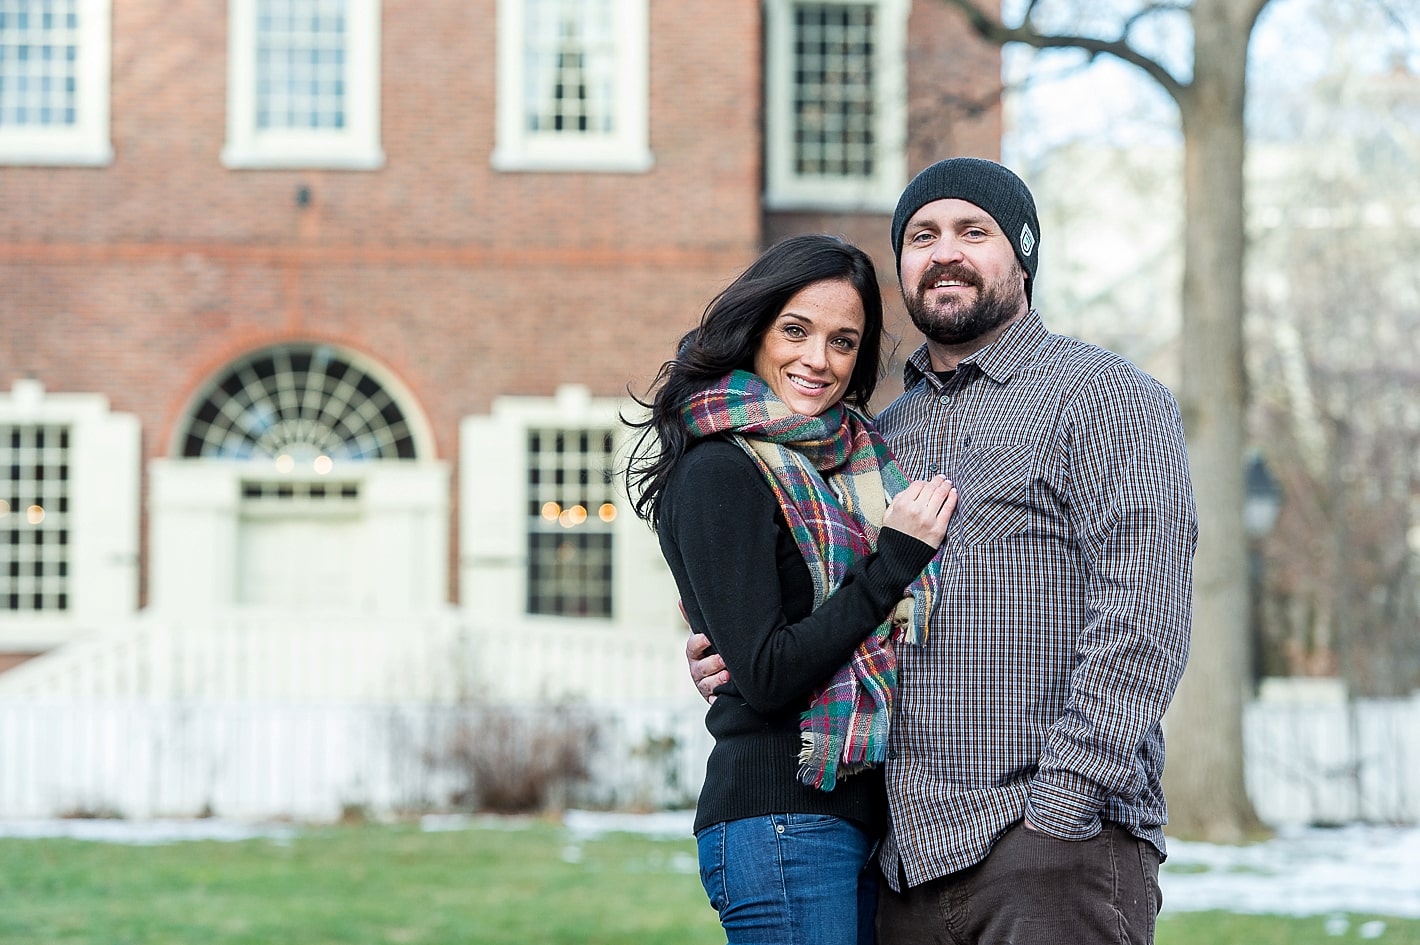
top-left (1244, 694), bottom-right (1420, 825)
top-left (0, 700), bottom-right (711, 820)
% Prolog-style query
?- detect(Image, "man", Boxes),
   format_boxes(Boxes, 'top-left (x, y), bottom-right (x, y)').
top-left (688, 157), bottom-right (1197, 944)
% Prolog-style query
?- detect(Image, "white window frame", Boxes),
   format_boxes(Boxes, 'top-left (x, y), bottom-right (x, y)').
top-left (0, 0), bottom-right (112, 166)
top-left (763, 0), bottom-right (908, 212)
top-left (222, 0), bottom-right (384, 170)
top-left (0, 380), bottom-right (139, 652)
top-left (491, 0), bottom-right (652, 173)
top-left (463, 386), bottom-right (682, 629)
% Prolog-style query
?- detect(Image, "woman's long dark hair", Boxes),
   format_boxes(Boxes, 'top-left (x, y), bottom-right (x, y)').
top-left (623, 233), bottom-right (885, 525)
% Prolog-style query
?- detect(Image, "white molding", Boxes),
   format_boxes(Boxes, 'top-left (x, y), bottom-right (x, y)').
top-left (0, 0), bottom-right (113, 167)
top-left (763, 0), bottom-right (908, 212)
top-left (222, 0), bottom-right (384, 171)
top-left (459, 387), bottom-right (676, 628)
top-left (491, 0), bottom-right (652, 174)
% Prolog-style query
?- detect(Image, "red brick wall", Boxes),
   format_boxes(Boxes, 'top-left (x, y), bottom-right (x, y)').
top-left (0, 0), bottom-right (766, 459)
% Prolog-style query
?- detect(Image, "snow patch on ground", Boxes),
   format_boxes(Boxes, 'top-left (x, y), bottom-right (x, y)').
top-left (1161, 824), bottom-right (1420, 918)
top-left (0, 817), bottom-right (297, 846)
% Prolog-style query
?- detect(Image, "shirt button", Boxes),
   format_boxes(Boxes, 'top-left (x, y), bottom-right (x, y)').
top-left (887, 749), bottom-right (898, 760)
top-left (927, 463), bottom-right (939, 475)
top-left (938, 394), bottom-right (951, 406)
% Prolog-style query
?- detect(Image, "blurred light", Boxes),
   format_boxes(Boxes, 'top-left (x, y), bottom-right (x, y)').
top-left (0, 499), bottom-right (8, 517)
top-left (541, 502), bottom-right (562, 521)
top-left (27, 505), bottom-right (45, 525)
top-left (313, 455), bottom-right (333, 475)
top-left (558, 505), bottom-right (588, 528)
top-left (598, 503), bottom-right (617, 523)
top-left (275, 454), bottom-right (295, 473)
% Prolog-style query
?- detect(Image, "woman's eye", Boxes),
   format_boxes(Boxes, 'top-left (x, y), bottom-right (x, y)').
top-left (831, 337), bottom-right (857, 351)
top-left (782, 324), bottom-right (806, 338)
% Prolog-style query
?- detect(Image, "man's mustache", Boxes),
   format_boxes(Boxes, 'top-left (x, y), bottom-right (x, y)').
top-left (918, 264), bottom-right (983, 293)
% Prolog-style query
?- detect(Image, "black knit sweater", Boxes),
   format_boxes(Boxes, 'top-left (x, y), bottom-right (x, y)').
top-left (658, 437), bottom-right (938, 835)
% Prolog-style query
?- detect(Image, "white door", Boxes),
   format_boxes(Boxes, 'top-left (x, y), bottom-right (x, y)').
top-left (237, 514), bottom-right (367, 610)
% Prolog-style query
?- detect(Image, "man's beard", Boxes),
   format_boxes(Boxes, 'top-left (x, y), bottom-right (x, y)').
top-left (904, 261), bottom-right (1026, 346)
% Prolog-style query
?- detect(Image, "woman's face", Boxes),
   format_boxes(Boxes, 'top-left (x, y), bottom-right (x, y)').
top-left (752, 278), bottom-right (866, 417)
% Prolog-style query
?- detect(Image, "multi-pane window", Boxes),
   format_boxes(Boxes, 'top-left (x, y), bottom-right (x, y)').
top-left (0, 0), bottom-right (110, 165)
top-left (0, 0), bottom-right (79, 127)
top-left (525, 0), bottom-right (615, 136)
top-left (792, 4), bottom-right (875, 178)
top-left (179, 345), bottom-right (418, 463)
top-left (1, 425), bottom-right (70, 612)
top-left (493, 0), bottom-right (649, 171)
top-left (224, 0), bottom-right (382, 169)
top-left (764, 0), bottom-right (906, 210)
top-left (241, 480), bottom-right (360, 502)
top-left (526, 428), bottom-right (616, 618)
top-left (255, 0), bottom-right (347, 132)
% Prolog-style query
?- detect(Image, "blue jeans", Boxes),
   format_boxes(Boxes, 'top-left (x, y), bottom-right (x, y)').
top-left (697, 813), bottom-right (878, 945)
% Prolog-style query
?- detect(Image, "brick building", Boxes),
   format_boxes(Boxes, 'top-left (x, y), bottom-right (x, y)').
top-left (0, 0), bottom-right (1000, 690)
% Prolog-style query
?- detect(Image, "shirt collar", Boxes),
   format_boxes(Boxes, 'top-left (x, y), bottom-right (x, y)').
top-left (902, 309), bottom-right (1049, 390)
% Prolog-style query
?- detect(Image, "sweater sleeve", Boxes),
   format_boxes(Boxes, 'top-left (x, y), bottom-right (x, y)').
top-left (661, 440), bottom-right (936, 715)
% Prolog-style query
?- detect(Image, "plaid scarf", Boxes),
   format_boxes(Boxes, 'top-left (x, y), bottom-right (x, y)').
top-left (683, 370), bottom-right (941, 791)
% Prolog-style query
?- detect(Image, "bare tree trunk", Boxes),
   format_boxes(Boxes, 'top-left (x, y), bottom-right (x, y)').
top-left (1162, 0), bottom-right (1267, 841)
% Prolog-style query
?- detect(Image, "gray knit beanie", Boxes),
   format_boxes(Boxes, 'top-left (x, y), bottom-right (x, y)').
top-left (891, 157), bottom-right (1040, 299)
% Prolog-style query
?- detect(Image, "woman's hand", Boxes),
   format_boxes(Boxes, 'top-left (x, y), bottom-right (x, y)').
top-left (686, 631), bottom-right (728, 704)
top-left (882, 475), bottom-right (958, 547)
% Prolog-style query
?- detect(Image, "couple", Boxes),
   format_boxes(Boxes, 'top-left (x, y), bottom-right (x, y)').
top-left (624, 158), bottom-right (1198, 945)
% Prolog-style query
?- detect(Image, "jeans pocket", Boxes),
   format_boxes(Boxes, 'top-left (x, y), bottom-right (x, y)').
top-left (696, 822), bottom-right (728, 913)
top-left (778, 813), bottom-right (875, 874)
top-left (781, 812), bottom-right (843, 829)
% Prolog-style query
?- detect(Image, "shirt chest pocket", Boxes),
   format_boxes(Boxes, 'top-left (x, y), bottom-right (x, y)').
top-left (954, 441), bottom-right (1038, 547)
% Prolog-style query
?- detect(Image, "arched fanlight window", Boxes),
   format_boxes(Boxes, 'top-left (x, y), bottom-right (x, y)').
top-left (179, 345), bottom-right (418, 460)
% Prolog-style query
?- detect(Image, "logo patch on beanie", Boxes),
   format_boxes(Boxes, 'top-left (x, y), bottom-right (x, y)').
top-left (1019, 224), bottom-right (1036, 257)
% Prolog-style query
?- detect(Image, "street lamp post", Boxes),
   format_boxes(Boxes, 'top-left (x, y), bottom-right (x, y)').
top-left (1244, 452), bottom-right (1284, 689)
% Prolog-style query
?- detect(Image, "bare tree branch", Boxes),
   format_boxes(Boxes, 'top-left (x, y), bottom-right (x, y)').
top-left (1123, 2), bottom-right (1192, 35)
top-left (936, 0), bottom-right (1189, 102)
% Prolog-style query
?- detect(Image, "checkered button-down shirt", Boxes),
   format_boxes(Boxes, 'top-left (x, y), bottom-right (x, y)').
top-left (875, 311), bottom-right (1197, 890)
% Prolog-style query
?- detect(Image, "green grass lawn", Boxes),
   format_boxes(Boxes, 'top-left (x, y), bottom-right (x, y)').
top-left (1158, 912), bottom-right (1420, 944)
top-left (0, 817), bottom-right (717, 945)
top-left (0, 817), bottom-right (1416, 944)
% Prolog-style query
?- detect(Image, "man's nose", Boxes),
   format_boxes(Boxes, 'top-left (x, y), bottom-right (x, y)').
top-left (930, 236), bottom-right (965, 265)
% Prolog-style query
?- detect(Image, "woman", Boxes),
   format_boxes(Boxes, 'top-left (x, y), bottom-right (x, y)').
top-left (624, 234), bottom-right (956, 944)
